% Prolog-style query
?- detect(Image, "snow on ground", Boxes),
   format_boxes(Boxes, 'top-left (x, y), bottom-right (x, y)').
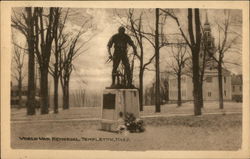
top-left (11, 114), bottom-right (242, 150)
top-left (11, 101), bottom-right (242, 121)
top-left (10, 102), bottom-right (242, 150)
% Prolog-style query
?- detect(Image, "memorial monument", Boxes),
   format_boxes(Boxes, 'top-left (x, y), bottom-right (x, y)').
top-left (101, 26), bottom-right (140, 132)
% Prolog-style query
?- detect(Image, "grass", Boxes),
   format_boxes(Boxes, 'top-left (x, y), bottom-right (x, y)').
top-left (11, 114), bottom-right (242, 151)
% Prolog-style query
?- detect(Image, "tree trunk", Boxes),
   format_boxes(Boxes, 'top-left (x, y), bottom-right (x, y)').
top-left (66, 81), bottom-right (70, 109)
top-left (138, 39), bottom-right (144, 111)
top-left (199, 70), bottom-right (205, 109)
top-left (155, 8), bottom-right (161, 113)
top-left (139, 69), bottom-right (144, 111)
top-left (26, 48), bottom-right (36, 115)
top-left (62, 87), bottom-right (66, 109)
top-left (53, 76), bottom-right (59, 113)
top-left (166, 80), bottom-right (169, 103)
top-left (188, 8), bottom-right (202, 116)
top-left (53, 21), bottom-right (59, 113)
top-left (192, 49), bottom-right (202, 116)
top-left (218, 61), bottom-right (224, 109)
top-left (40, 68), bottom-right (49, 114)
top-left (177, 73), bottom-right (182, 106)
top-left (199, 82), bottom-right (204, 108)
top-left (26, 7), bottom-right (36, 115)
top-left (63, 80), bottom-right (70, 109)
top-left (151, 83), bottom-right (155, 105)
top-left (18, 75), bottom-right (22, 108)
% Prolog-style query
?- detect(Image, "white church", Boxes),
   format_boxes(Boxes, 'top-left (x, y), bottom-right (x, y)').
top-left (168, 14), bottom-right (232, 101)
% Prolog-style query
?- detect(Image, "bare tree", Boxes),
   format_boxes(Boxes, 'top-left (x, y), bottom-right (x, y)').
top-left (11, 40), bottom-right (26, 108)
top-left (133, 8), bottom-right (167, 112)
top-left (72, 89), bottom-right (86, 107)
top-left (145, 8), bottom-right (169, 112)
top-left (60, 22), bottom-right (91, 109)
top-left (49, 8), bottom-right (69, 113)
top-left (162, 9), bottom-right (202, 115)
top-left (115, 8), bottom-right (168, 112)
top-left (198, 37), bottom-right (208, 109)
top-left (213, 10), bottom-right (241, 109)
top-left (198, 19), bottom-right (217, 108)
top-left (154, 8), bottom-right (161, 112)
top-left (173, 22), bottom-right (212, 109)
top-left (33, 7), bottom-right (60, 114)
top-left (169, 43), bottom-right (189, 106)
top-left (12, 7), bottom-right (37, 115)
top-left (124, 9), bottom-right (156, 111)
top-left (114, 9), bottom-right (158, 111)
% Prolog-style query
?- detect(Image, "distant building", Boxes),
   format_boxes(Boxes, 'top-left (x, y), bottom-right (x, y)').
top-left (11, 61), bottom-right (41, 108)
top-left (231, 74), bottom-right (242, 102)
top-left (11, 85), bottom-right (28, 106)
top-left (11, 82), bottom-right (40, 108)
top-left (168, 69), bottom-right (232, 101)
top-left (169, 13), bottom-right (232, 101)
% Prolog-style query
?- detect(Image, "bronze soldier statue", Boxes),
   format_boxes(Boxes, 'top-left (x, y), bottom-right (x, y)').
top-left (107, 26), bottom-right (137, 88)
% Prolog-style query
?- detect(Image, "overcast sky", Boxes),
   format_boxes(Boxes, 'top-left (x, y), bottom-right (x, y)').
top-left (11, 8), bottom-right (242, 92)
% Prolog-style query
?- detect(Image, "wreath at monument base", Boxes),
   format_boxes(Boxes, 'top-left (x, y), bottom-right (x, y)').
top-left (124, 112), bottom-right (145, 133)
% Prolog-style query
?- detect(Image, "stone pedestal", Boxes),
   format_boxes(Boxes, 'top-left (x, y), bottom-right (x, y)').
top-left (100, 89), bottom-right (140, 132)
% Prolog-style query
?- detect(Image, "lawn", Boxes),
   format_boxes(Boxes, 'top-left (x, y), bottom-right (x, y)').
top-left (11, 114), bottom-right (242, 151)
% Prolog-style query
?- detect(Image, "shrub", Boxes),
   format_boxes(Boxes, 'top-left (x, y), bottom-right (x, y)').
top-left (124, 112), bottom-right (145, 133)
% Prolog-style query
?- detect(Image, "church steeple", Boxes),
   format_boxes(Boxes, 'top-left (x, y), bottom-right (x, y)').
top-left (201, 11), bottom-right (217, 69)
top-left (204, 11), bottom-right (211, 32)
top-left (205, 11), bottom-right (209, 25)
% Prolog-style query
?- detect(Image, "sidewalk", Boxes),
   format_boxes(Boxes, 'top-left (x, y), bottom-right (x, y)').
top-left (11, 101), bottom-right (242, 123)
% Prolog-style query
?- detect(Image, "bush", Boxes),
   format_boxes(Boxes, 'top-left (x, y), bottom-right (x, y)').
top-left (124, 112), bottom-right (145, 133)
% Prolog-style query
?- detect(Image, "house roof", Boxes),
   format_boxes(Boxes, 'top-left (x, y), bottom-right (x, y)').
top-left (203, 67), bottom-right (231, 76)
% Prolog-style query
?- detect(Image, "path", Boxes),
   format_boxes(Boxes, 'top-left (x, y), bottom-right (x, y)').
top-left (11, 101), bottom-right (242, 123)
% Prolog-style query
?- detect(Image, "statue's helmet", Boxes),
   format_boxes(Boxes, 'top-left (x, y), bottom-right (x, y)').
top-left (118, 26), bottom-right (125, 34)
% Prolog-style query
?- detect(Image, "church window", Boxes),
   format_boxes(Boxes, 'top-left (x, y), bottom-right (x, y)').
top-left (240, 86), bottom-right (242, 91)
top-left (233, 86), bottom-right (235, 92)
top-left (224, 77), bottom-right (226, 83)
top-left (208, 92), bottom-right (211, 97)
top-left (224, 90), bottom-right (227, 96)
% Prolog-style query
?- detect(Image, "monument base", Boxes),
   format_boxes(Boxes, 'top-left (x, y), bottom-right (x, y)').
top-left (100, 120), bottom-right (119, 132)
top-left (101, 89), bottom-right (140, 132)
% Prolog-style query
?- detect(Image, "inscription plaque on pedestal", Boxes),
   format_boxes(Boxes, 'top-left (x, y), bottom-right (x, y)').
top-left (103, 93), bottom-right (115, 109)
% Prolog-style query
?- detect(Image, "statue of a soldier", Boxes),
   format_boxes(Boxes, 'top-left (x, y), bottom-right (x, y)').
top-left (107, 26), bottom-right (137, 88)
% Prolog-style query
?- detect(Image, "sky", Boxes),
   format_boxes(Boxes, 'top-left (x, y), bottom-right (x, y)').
top-left (11, 8), bottom-right (242, 93)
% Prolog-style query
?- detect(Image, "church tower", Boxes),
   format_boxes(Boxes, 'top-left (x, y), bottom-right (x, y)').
top-left (200, 12), bottom-right (217, 70)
